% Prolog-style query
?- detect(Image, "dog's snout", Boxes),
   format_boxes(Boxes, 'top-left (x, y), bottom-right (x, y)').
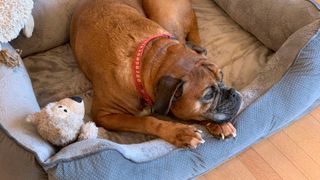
top-left (69, 96), bottom-right (83, 103)
top-left (228, 88), bottom-right (237, 98)
top-left (205, 87), bottom-right (242, 124)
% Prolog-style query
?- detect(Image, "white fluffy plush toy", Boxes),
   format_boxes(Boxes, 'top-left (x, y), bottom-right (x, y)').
top-left (0, 0), bottom-right (34, 67)
top-left (26, 97), bottom-right (99, 146)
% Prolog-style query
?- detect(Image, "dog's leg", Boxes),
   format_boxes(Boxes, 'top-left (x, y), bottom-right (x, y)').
top-left (186, 41), bottom-right (207, 55)
top-left (201, 121), bottom-right (237, 140)
top-left (186, 11), bottom-right (207, 55)
top-left (96, 114), bottom-right (204, 148)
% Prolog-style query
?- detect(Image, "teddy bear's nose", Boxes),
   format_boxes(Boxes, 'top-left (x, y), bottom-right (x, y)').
top-left (69, 96), bottom-right (83, 103)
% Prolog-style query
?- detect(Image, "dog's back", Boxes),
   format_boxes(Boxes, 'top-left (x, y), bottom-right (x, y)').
top-left (71, 0), bottom-right (167, 81)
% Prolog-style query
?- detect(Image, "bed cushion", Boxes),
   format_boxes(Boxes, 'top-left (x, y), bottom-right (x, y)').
top-left (0, 130), bottom-right (48, 180)
top-left (213, 0), bottom-right (320, 51)
top-left (0, 43), bottom-right (55, 162)
top-left (2, 0), bottom-right (317, 178)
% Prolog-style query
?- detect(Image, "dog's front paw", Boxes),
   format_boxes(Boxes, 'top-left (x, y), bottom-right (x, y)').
top-left (206, 122), bottom-right (237, 140)
top-left (162, 124), bottom-right (205, 148)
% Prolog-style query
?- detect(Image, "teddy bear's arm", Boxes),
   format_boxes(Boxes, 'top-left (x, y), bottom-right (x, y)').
top-left (26, 112), bottom-right (41, 124)
top-left (78, 122), bottom-right (98, 141)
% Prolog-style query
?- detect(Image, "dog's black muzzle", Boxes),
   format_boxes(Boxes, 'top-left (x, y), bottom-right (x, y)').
top-left (206, 88), bottom-right (242, 124)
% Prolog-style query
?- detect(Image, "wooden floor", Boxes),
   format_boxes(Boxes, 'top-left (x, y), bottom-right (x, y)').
top-left (198, 106), bottom-right (320, 180)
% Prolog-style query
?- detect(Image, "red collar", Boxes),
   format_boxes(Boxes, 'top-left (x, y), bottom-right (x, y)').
top-left (132, 34), bottom-right (174, 107)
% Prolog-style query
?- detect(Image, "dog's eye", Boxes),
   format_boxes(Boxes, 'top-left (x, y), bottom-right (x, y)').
top-left (58, 106), bottom-right (62, 108)
top-left (202, 87), bottom-right (217, 102)
top-left (64, 109), bottom-right (68, 113)
top-left (203, 90), bottom-right (214, 101)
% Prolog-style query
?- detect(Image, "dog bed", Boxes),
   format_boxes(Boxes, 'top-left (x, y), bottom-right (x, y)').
top-left (1, 0), bottom-right (320, 179)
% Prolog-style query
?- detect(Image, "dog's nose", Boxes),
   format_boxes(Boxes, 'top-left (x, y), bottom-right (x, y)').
top-left (228, 88), bottom-right (237, 98)
top-left (69, 96), bottom-right (83, 103)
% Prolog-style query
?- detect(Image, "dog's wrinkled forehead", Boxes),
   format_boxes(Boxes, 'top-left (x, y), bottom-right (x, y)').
top-left (187, 60), bottom-right (223, 85)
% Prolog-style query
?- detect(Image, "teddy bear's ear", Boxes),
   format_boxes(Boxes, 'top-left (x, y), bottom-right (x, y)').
top-left (26, 112), bottom-right (40, 124)
top-left (23, 14), bottom-right (34, 38)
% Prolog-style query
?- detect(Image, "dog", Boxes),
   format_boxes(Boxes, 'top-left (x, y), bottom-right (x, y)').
top-left (70, 0), bottom-right (242, 148)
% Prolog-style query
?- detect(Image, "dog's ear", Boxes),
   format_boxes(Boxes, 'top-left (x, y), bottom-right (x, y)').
top-left (152, 76), bottom-right (184, 115)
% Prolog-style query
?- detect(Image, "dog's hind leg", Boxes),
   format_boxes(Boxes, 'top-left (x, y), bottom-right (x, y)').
top-left (186, 11), bottom-right (207, 55)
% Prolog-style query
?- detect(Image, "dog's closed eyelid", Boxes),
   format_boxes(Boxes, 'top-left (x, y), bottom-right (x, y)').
top-left (202, 88), bottom-right (215, 101)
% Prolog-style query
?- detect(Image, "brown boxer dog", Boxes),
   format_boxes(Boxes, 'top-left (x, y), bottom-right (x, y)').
top-left (71, 0), bottom-right (242, 148)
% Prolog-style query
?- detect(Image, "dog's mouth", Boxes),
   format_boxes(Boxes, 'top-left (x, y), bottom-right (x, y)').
top-left (205, 88), bottom-right (242, 124)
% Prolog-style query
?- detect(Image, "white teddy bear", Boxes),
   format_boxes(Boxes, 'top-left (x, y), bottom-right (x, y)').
top-left (0, 0), bottom-right (35, 67)
top-left (26, 97), bottom-right (99, 146)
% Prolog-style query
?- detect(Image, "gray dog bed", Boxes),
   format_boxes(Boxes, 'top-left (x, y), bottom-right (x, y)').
top-left (1, 0), bottom-right (320, 179)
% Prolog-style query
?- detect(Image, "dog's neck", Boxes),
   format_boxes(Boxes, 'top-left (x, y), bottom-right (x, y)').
top-left (137, 38), bottom-right (175, 105)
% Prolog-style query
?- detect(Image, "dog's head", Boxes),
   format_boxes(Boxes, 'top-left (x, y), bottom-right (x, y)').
top-left (152, 48), bottom-right (242, 124)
